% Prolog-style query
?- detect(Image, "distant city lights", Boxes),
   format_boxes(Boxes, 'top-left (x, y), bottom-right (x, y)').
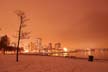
top-left (24, 50), bottom-right (29, 53)
top-left (63, 47), bottom-right (68, 52)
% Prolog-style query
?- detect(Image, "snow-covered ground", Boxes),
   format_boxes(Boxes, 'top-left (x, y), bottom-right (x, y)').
top-left (0, 55), bottom-right (108, 72)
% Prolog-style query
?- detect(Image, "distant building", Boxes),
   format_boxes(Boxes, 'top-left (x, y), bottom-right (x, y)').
top-left (54, 43), bottom-right (61, 49)
top-left (35, 38), bottom-right (42, 52)
top-left (48, 43), bottom-right (52, 49)
top-left (28, 42), bottom-right (36, 52)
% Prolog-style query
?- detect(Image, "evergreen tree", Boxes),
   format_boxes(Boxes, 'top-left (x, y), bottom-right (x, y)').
top-left (0, 35), bottom-right (10, 54)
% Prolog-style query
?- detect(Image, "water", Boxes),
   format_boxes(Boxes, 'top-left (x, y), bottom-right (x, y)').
top-left (69, 49), bottom-right (108, 59)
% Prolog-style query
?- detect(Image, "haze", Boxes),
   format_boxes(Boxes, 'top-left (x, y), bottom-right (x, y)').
top-left (0, 0), bottom-right (108, 49)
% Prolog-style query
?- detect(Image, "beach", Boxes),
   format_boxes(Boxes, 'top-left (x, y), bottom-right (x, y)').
top-left (0, 55), bottom-right (108, 72)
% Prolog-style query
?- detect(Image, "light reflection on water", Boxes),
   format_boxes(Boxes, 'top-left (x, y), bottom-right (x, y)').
top-left (69, 49), bottom-right (108, 59)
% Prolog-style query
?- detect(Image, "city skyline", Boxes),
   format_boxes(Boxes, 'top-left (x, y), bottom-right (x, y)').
top-left (0, 0), bottom-right (108, 49)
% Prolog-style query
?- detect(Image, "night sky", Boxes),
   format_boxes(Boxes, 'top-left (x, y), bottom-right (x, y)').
top-left (0, 0), bottom-right (108, 49)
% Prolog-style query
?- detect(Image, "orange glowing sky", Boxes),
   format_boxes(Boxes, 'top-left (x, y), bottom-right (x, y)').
top-left (0, 0), bottom-right (108, 49)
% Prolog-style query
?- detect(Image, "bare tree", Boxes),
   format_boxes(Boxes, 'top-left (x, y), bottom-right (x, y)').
top-left (15, 10), bottom-right (30, 62)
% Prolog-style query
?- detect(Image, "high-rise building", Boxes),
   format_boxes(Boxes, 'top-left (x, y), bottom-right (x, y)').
top-left (35, 38), bottom-right (42, 52)
top-left (54, 43), bottom-right (61, 49)
top-left (48, 43), bottom-right (52, 49)
top-left (28, 42), bottom-right (36, 52)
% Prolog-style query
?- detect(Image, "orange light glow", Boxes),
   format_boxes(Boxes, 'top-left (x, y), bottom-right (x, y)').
top-left (0, 0), bottom-right (108, 49)
top-left (63, 48), bottom-right (68, 52)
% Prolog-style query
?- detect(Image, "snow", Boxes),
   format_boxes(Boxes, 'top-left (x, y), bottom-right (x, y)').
top-left (0, 55), bottom-right (108, 72)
